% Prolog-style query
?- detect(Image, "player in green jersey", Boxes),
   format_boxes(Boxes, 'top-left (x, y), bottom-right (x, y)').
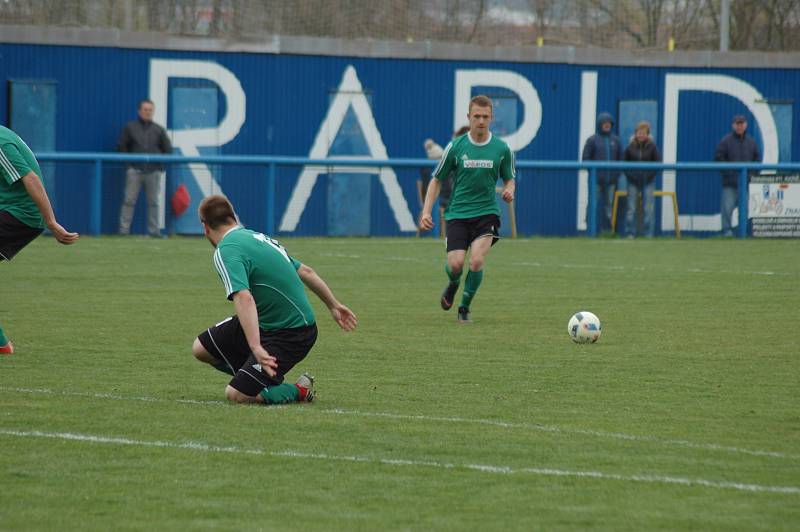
top-left (0, 126), bottom-right (78, 354)
top-left (419, 95), bottom-right (515, 323)
top-left (192, 195), bottom-right (357, 405)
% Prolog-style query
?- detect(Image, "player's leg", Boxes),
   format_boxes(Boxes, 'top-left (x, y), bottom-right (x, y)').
top-left (0, 211), bottom-right (45, 353)
top-left (256, 325), bottom-right (318, 404)
top-left (0, 325), bottom-right (12, 354)
top-left (441, 219), bottom-right (468, 310)
top-left (458, 215), bottom-right (500, 322)
top-left (194, 317), bottom-right (246, 376)
top-left (119, 168), bottom-right (143, 235)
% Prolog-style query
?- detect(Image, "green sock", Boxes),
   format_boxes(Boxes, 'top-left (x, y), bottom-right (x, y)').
top-left (212, 361), bottom-right (234, 376)
top-left (445, 264), bottom-right (462, 284)
top-left (460, 269), bottom-right (484, 309)
top-left (0, 325), bottom-right (8, 346)
top-left (259, 383), bottom-right (300, 405)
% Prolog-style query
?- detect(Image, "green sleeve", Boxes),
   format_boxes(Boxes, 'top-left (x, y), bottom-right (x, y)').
top-left (500, 145), bottom-right (516, 182)
top-left (0, 143), bottom-right (32, 185)
top-left (431, 142), bottom-right (456, 181)
top-left (213, 246), bottom-right (250, 300)
top-left (290, 256), bottom-right (302, 270)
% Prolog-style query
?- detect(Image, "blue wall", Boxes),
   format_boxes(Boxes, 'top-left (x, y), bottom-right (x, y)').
top-left (0, 43), bottom-right (797, 236)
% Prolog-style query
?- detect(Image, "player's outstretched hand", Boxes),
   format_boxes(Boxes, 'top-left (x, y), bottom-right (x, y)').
top-left (331, 303), bottom-right (358, 331)
top-left (418, 213), bottom-right (434, 232)
top-left (251, 345), bottom-right (278, 377)
top-left (502, 189), bottom-right (514, 203)
top-left (49, 222), bottom-right (79, 245)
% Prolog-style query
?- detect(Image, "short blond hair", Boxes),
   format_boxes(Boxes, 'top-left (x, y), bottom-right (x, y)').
top-left (635, 121), bottom-right (651, 134)
top-left (468, 95), bottom-right (493, 113)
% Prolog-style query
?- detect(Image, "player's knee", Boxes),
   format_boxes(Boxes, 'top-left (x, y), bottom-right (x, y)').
top-left (448, 259), bottom-right (464, 273)
top-left (469, 256), bottom-right (484, 271)
top-left (225, 385), bottom-right (259, 404)
top-left (192, 337), bottom-right (212, 363)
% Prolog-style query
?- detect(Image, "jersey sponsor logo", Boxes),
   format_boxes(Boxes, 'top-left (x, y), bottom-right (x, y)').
top-left (463, 160), bottom-right (493, 169)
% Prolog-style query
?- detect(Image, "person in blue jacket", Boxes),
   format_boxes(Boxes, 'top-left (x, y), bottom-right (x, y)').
top-left (582, 112), bottom-right (623, 232)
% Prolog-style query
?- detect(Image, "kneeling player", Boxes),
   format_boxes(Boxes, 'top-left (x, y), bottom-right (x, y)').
top-left (192, 195), bottom-right (357, 404)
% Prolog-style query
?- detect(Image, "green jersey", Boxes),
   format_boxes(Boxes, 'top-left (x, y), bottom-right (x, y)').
top-left (432, 132), bottom-right (515, 220)
top-left (0, 126), bottom-right (45, 228)
top-left (213, 227), bottom-right (316, 330)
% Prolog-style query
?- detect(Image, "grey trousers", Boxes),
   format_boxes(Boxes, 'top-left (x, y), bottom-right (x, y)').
top-left (119, 168), bottom-right (162, 235)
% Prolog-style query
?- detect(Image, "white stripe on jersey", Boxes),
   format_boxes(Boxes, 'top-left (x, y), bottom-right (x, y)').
top-left (431, 141), bottom-right (453, 180)
top-left (213, 248), bottom-right (233, 296)
top-left (0, 147), bottom-right (22, 182)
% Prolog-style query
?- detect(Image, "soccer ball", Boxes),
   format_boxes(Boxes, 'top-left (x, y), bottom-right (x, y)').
top-left (568, 311), bottom-right (602, 343)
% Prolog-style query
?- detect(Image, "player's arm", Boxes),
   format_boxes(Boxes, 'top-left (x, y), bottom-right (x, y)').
top-left (232, 289), bottom-right (277, 376)
top-left (420, 142), bottom-right (454, 231)
top-left (296, 263), bottom-right (357, 331)
top-left (21, 171), bottom-right (79, 244)
top-left (419, 178), bottom-right (441, 231)
top-left (500, 148), bottom-right (516, 203)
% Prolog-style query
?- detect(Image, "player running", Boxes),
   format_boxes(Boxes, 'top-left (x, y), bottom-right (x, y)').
top-left (418, 95), bottom-right (515, 323)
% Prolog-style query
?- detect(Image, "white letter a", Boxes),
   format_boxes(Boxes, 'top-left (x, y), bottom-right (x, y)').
top-left (279, 66), bottom-right (415, 232)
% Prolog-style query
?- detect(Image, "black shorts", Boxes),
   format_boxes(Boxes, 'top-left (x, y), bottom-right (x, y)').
top-left (198, 316), bottom-right (318, 397)
top-left (445, 214), bottom-right (501, 252)
top-left (0, 211), bottom-right (44, 261)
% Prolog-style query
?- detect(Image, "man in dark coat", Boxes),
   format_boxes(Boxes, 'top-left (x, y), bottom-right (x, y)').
top-left (582, 112), bottom-right (623, 232)
top-left (715, 114), bottom-right (760, 236)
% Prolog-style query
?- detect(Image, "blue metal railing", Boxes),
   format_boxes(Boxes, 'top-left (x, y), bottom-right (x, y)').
top-left (35, 152), bottom-right (800, 238)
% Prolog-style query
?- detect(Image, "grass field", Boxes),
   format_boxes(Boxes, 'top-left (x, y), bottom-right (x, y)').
top-left (1, 235), bottom-right (798, 531)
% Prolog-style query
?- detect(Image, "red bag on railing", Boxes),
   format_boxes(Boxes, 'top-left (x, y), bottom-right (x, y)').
top-left (171, 184), bottom-right (191, 216)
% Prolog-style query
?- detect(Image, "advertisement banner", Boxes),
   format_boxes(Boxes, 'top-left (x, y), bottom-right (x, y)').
top-left (749, 174), bottom-right (800, 237)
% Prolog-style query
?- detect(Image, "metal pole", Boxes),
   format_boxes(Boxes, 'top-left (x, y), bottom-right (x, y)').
top-left (720, 0), bottom-right (730, 52)
top-left (266, 163), bottom-right (276, 235)
top-left (737, 167), bottom-right (748, 238)
top-left (588, 168), bottom-right (597, 237)
top-left (91, 160), bottom-right (103, 236)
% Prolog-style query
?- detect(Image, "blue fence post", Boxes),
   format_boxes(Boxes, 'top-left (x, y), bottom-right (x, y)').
top-left (266, 163), bottom-right (276, 236)
top-left (91, 159), bottom-right (103, 236)
top-left (587, 167), bottom-right (597, 237)
top-left (737, 167), bottom-right (748, 238)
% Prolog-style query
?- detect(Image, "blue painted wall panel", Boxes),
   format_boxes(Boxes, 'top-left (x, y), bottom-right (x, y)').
top-left (0, 43), bottom-right (797, 236)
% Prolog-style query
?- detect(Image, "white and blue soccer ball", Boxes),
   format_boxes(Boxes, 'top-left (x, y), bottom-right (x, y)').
top-left (568, 311), bottom-right (602, 343)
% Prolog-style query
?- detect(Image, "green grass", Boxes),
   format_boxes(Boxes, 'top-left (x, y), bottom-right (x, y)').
top-left (1, 235), bottom-right (798, 531)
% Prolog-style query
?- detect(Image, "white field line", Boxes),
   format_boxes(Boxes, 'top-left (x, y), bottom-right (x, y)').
top-left (2, 386), bottom-right (797, 461)
top-left (0, 428), bottom-right (797, 495)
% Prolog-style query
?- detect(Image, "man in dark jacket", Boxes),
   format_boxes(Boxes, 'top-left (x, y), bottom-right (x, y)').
top-left (623, 121), bottom-right (661, 237)
top-left (118, 99), bottom-right (172, 237)
top-left (582, 112), bottom-right (623, 232)
top-left (714, 114), bottom-right (760, 236)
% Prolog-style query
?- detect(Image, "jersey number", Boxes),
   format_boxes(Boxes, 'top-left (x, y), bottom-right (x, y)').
top-left (252, 232), bottom-right (291, 263)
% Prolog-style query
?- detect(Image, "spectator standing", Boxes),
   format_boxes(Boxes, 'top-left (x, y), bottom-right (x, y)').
top-left (118, 99), bottom-right (172, 237)
top-left (582, 112), bottom-right (623, 233)
top-left (623, 121), bottom-right (661, 238)
top-left (715, 114), bottom-right (760, 236)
